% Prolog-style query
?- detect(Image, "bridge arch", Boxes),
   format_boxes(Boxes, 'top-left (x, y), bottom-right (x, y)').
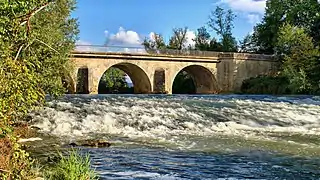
top-left (98, 62), bottom-right (152, 94)
top-left (172, 65), bottom-right (219, 94)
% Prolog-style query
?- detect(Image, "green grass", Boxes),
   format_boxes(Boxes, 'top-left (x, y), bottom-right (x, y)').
top-left (45, 149), bottom-right (98, 180)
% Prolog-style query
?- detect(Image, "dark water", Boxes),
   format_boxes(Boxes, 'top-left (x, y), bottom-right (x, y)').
top-left (84, 147), bottom-right (320, 180)
top-left (29, 94), bottom-right (320, 179)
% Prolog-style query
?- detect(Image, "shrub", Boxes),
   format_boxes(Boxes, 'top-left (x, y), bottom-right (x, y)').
top-left (240, 75), bottom-right (291, 95)
top-left (0, 134), bottom-right (37, 180)
top-left (45, 149), bottom-right (98, 180)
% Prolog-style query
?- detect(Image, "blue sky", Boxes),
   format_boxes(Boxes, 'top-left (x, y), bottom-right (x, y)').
top-left (72, 0), bottom-right (267, 48)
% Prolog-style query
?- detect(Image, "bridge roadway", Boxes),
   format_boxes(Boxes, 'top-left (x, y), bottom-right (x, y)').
top-left (68, 47), bottom-right (277, 94)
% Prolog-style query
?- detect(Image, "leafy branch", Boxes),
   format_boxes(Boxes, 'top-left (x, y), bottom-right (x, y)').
top-left (19, 1), bottom-right (55, 35)
top-left (14, 1), bottom-right (58, 60)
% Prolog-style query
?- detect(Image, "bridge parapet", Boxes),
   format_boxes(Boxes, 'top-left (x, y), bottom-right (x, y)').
top-left (219, 52), bottom-right (275, 61)
top-left (75, 45), bottom-right (220, 58)
top-left (74, 45), bottom-right (274, 61)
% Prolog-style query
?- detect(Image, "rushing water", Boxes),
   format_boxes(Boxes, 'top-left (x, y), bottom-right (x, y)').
top-left (29, 94), bottom-right (320, 179)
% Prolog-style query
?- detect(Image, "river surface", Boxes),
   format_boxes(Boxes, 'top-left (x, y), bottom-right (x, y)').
top-left (29, 94), bottom-right (320, 179)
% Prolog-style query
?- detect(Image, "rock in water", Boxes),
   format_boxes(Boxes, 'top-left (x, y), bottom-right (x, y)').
top-left (69, 140), bottom-right (111, 148)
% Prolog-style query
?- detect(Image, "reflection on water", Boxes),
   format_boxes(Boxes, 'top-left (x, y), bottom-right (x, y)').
top-left (29, 94), bottom-right (320, 179)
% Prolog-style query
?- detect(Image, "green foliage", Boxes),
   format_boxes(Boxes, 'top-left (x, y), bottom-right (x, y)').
top-left (0, 0), bottom-right (79, 121)
top-left (245, 0), bottom-right (320, 94)
top-left (0, 0), bottom-right (79, 179)
top-left (282, 65), bottom-right (312, 94)
top-left (238, 33), bottom-right (258, 53)
top-left (240, 75), bottom-right (290, 95)
top-left (143, 6), bottom-right (238, 53)
top-left (0, 135), bottom-right (38, 180)
top-left (208, 6), bottom-right (238, 52)
top-left (168, 27), bottom-right (189, 50)
top-left (276, 23), bottom-right (320, 93)
top-left (193, 26), bottom-right (211, 50)
top-left (98, 67), bottom-right (130, 93)
top-left (103, 68), bottom-right (128, 89)
top-left (187, 6), bottom-right (239, 52)
top-left (242, 22), bottom-right (320, 95)
top-left (252, 0), bottom-right (320, 54)
top-left (193, 26), bottom-right (222, 51)
top-left (45, 149), bottom-right (98, 180)
top-left (0, 59), bottom-right (44, 122)
top-left (276, 24), bottom-right (317, 60)
top-left (142, 33), bottom-right (166, 53)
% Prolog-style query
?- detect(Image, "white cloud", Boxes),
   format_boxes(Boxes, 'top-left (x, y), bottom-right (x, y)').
top-left (220, 0), bottom-right (266, 14)
top-left (102, 27), bottom-right (149, 53)
top-left (106, 27), bottom-right (141, 46)
top-left (185, 30), bottom-right (196, 48)
top-left (247, 14), bottom-right (261, 24)
top-left (148, 32), bottom-right (156, 41)
top-left (76, 27), bottom-right (196, 53)
top-left (75, 39), bottom-right (145, 53)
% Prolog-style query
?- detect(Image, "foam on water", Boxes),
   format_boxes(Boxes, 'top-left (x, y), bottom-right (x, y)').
top-left (98, 171), bottom-right (185, 180)
top-left (30, 95), bottom-right (320, 148)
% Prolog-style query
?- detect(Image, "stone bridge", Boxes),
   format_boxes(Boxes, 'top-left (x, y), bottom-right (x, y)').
top-left (68, 47), bottom-right (278, 94)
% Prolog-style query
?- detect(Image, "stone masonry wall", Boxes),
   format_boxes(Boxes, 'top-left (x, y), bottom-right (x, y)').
top-left (70, 52), bottom-right (278, 94)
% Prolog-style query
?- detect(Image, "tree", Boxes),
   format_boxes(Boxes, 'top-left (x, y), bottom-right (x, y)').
top-left (208, 6), bottom-right (238, 52)
top-left (99, 68), bottom-right (129, 93)
top-left (193, 26), bottom-right (221, 51)
top-left (142, 33), bottom-right (166, 53)
top-left (276, 23), bottom-right (320, 93)
top-left (0, 0), bottom-right (79, 178)
top-left (238, 34), bottom-right (259, 53)
top-left (168, 27), bottom-right (188, 50)
top-left (252, 0), bottom-right (320, 54)
top-left (0, 0), bottom-right (78, 121)
top-left (193, 26), bottom-right (211, 50)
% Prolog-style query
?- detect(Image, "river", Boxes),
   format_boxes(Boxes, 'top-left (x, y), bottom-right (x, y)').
top-left (28, 94), bottom-right (320, 179)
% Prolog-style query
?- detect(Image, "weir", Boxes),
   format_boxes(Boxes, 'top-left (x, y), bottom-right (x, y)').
top-left (30, 95), bottom-right (320, 179)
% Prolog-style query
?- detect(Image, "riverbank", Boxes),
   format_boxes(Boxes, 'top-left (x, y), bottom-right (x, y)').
top-left (0, 122), bottom-right (99, 179)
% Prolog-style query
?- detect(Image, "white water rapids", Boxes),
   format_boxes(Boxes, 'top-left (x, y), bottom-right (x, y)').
top-left (29, 95), bottom-right (320, 151)
top-left (27, 95), bottom-right (320, 179)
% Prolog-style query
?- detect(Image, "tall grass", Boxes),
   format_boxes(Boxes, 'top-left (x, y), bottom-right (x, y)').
top-left (45, 149), bottom-right (98, 180)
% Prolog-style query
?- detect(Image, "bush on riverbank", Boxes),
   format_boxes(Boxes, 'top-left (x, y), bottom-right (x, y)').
top-left (0, 1), bottom-right (99, 179)
top-left (241, 23), bottom-right (320, 95)
top-left (45, 149), bottom-right (98, 180)
top-left (240, 75), bottom-right (291, 95)
top-left (0, 127), bottom-right (38, 179)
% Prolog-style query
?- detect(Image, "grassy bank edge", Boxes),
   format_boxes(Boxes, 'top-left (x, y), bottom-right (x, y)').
top-left (44, 149), bottom-right (98, 180)
top-left (0, 124), bottom-right (99, 180)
